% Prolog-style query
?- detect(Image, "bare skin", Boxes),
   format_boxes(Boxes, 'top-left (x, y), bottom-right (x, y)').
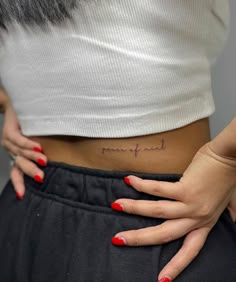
top-left (28, 117), bottom-right (211, 174)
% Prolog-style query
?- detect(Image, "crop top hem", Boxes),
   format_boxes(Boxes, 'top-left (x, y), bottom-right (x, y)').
top-left (20, 98), bottom-right (215, 138)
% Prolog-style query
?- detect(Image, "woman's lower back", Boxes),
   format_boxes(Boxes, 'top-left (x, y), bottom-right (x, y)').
top-left (28, 117), bottom-right (211, 174)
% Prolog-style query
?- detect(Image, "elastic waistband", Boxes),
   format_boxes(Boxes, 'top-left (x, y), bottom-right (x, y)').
top-left (46, 161), bottom-right (183, 180)
top-left (24, 161), bottom-right (183, 213)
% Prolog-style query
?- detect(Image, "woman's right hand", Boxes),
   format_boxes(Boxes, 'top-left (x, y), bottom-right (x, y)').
top-left (1, 100), bottom-right (47, 199)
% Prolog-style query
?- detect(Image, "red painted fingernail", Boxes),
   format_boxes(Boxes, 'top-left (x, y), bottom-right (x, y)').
top-left (158, 278), bottom-right (171, 282)
top-left (111, 237), bottom-right (126, 246)
top-left (111, 202), bottom-right (124, 212)
top-left (37, 158), bottom-right (47, 166)
top-left (34, 175), bottom-right (43, 183)
top-left (33, 146), bottom-right (43, 153)
top-left (124, 177), bottom-right (131, 186)
top-left (15, 191), bottom-right (23, 200)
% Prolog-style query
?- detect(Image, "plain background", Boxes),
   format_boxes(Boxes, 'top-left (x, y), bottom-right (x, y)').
top-left (0, 1), bottom-right (235, 191)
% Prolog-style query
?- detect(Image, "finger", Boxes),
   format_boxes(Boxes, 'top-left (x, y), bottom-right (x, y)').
top-left (4, 139), bottom-right (47, 166)
top-left (15, 155), bottom-right (45, 182)
top-left (6, 132), bottom-right (43, 152)
top-left (158, 227), bottom-right (210, 282)
top-left (125, 175), bottom-right (183, 200)
top-left (113, 199), bottom-right (188, 219)
top-left (10, 165), bottom-right (26, 198)
top-left (113, 218), bottom-right (196, 246)
top-left (15, 147), bottom-right (47, 166)
top-left (22, 149), bottom-right (47, 166)
top-left (2, 139), bottom-right (18, 154)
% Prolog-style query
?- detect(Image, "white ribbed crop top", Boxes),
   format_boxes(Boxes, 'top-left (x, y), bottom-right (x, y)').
top-left (0, 0), bottom-right (230, 137)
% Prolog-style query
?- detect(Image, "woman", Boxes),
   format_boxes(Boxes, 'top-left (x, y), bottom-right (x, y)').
top-left (0, 1), bottom-right (236, 281)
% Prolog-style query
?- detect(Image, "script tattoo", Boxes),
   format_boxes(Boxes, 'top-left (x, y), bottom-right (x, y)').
top-left (101, 139), bottom-right (166, 158)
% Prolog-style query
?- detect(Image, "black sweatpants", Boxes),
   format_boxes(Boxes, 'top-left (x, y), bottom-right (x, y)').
top-left (0, 161), bottom-right (236, 282)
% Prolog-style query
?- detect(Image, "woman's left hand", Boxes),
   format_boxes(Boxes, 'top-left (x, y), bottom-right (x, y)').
top-left (1, 100), bottom-right (47, 198)
top-left (111, 142), bottom-right (236, 281)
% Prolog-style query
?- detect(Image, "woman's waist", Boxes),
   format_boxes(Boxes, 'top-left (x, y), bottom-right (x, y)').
top-left (29, 118), bottom-right (211, 174)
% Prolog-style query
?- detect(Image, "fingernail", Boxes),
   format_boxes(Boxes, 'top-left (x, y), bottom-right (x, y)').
top-left (124, 176), bottom-right (131, 186)
top-left (111, 202), bottom-right (124, 212)
top-left (33, 146), bottom-right (43, 153)
top-left (34, 175), bottom-right (43, 183)
top-left (15, 191), bottom-right (23, 200)
top-left (111, 237), bottom-right (126, 246)
top-left (37, 158), bottom-right (47, 166)
top-left (158, 278), bottom-right (171, 282)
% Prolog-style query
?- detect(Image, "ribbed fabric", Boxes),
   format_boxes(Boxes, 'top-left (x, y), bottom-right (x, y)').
top-left (0, 0), bottom-right (230, 137)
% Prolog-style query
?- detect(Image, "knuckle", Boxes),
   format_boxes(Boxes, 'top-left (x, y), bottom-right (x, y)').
top-left (14, 156), bottom-right (22, 167)
top-left (16, 148), bottom-right (24, 156)
top-left (135, 182), bottom-right (144, 192)
top-left (20, 138), bottom-right (28, 148)
top-left (152, 204), bottom-right (164, 218)
top-left (197, 205), bottom-right (212, 220)
top-left (130, 230), bottom-right (141, 246)
top-left (177, 183), bottom-right (190, 201)
top-left (175, 183), bottom-right (185, 199)
top-left (128, 200), bottom-right (138, 213)
top-left (152, 184), bottom-right (161, 195)
top-left (161, 233), bottom-right (175, 244)
top-left (180, 190), bottom-right (191, 203)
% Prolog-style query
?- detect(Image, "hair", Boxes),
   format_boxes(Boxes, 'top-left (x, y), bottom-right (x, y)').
top-left (0, 0), bottom-right (79, 31)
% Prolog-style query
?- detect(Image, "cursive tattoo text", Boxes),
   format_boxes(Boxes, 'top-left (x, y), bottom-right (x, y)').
top-left (101, 138), bottom-right (166, 158)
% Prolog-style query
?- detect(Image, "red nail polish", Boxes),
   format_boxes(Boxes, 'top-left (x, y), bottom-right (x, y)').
top-left (34, 175), bottom-right (43, 183)
top-left (124, 177), bottom-right (131, 186)
top-left (15, 191), bottom-right (23, 200)
top-left (111, 237), bottom-right (126, 246)
top-left (158, 278), bottom-right (171, 282)
top-left (111, 202), bottom-right (124, 212)
top-left (33, 146), bottom-right (43, 153)
top-left (37, 158), bottom-right (47, 166)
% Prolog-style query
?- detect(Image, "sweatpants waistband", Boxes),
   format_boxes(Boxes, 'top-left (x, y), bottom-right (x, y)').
top-left (24, 161), bottom-right (182, 211)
